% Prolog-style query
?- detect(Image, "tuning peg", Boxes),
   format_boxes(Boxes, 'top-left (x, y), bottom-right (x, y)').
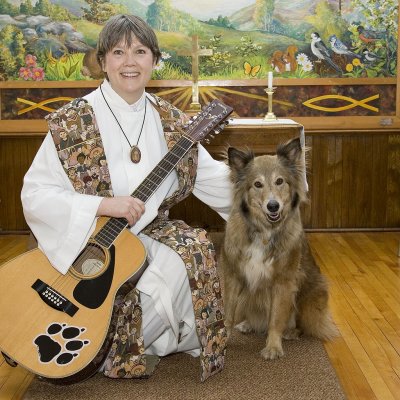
top-left (204, 138), bottom-right (210, 144)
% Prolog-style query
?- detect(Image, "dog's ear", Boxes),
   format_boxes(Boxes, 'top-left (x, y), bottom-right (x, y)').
top-left (277, 137), bottom-right (302, 163)
top-left (227, 147), bottom-right (254, 171)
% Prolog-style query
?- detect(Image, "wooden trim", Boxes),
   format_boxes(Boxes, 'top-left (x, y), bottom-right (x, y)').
top-left (1, 117), bottom-right (399, 137)
top-left (0, 77), bottom-right (396, 89)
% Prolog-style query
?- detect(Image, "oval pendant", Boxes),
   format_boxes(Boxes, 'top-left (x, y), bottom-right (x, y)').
top-left (130, 146), bottom-right (141, 164)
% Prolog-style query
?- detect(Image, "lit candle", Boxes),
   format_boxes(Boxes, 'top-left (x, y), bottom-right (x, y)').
top-left (268, 71), bottom-right (273, 89)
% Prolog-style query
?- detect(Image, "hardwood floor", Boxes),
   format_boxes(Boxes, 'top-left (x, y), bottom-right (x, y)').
top-left (0, 232), bottom-right (399, 399)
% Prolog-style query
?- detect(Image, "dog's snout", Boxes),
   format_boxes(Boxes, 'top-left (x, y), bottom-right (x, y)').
top-left (267, 200), bottom-right (280, 213)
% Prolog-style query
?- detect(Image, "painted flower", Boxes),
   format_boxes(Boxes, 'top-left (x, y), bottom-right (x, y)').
top-left (302, 61), bottom-right (313, 72)
top-left (25, 54), bottom-right (37, 68)
top-left (19, 66), bottom-right (33, 80)
top-left (154, 60), bottom-right (165, 71)
top-left (352, 58), bottom-right (361, 66)
top-left (32, 67), bottom-right (45, 81)
top-left (346, 64), bottom-right (354, 72)
top-left (296, 53), bottom-right (309, 66)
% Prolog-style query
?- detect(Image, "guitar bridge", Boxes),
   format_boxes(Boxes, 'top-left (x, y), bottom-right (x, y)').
top-left (32, 279), bottom-right (79, 317)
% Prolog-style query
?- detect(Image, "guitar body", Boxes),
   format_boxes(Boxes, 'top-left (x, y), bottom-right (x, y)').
top-left (0, 217), bottom-right (146, 379)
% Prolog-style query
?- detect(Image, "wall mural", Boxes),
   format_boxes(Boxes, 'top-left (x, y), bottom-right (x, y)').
top-left (0, 0), bottom-right (397, 82)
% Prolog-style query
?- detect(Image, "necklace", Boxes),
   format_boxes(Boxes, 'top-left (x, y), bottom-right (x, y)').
top-left (100, 85), bottom-right (147, 164)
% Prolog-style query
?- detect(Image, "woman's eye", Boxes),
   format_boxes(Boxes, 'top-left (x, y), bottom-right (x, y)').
top-left (275, 178), bottom-right (284, 185)
top-left (254, 181), bottom-right (263, 188)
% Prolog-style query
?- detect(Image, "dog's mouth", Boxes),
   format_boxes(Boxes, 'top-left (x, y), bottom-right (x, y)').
top-left (266, 212), bottom-right (281, 223)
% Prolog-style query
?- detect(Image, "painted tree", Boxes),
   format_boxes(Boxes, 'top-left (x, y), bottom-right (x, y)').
top-left (351, 0), bottom-right (398, 75)
top-left (253, 0), bottom-right (275, 32)
top-left (82, 0), bottom-right (127, 24)
top-left (20, 0), bottom-right (34, 15)
top-left (0, 25), bottom-right (26, 78)
top-left (0, 0), bottom-right (18, 15)
top-left (306, 1), bottom-right (347, 40)
top-left (147, 0), bottom-right (173, 31)
top-left (147, 0), bottom-right (200, 34)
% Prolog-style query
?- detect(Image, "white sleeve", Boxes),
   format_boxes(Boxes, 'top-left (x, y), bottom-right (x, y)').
top-left (21, 133), bottom-right (103, 275)
top-left (192, 144), bottom-right (232, 221)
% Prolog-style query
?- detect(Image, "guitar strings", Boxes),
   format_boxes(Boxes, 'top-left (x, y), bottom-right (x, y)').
top-left (61, 107), bottom-right (221, 278)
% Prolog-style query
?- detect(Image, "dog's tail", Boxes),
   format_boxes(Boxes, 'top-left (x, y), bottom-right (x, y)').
top-left (297, 283), bottom-right (339, 341)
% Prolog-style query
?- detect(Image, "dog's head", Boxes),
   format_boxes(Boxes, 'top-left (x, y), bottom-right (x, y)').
top-left (227, 137), bottom-right (307, 226)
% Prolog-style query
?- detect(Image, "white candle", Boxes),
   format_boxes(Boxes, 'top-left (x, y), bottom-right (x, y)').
top-left (268, 71), bottom-right (273, 88)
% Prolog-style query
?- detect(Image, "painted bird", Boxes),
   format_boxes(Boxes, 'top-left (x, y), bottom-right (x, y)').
top-left (329, 34), bottom-right (361, 59)
top-left (310, 32), bottom-right (342, 74)
top-left (357, 26), bottom-right (385, 44)
top-left (361, 48), bottom-right (384, 64)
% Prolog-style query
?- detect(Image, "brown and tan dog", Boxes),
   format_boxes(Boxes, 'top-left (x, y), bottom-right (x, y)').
top-left (221, 138), bottom-right (337, 360)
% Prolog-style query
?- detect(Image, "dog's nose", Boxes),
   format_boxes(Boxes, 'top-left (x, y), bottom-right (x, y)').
top-left (267, 200), bottom-right (280, 213)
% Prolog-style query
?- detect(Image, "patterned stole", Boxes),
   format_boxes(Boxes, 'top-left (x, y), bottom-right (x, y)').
top-left (47, 94), bottom-right (227, 382)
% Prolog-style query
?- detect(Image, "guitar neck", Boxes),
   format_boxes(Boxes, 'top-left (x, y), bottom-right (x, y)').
top-left (132, 135), bottom-right (194, 203)
top-left (94, 135), bottom-right (194, 248)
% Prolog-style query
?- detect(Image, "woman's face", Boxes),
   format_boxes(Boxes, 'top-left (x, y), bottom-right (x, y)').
top-left (102, 35), bottom-right (155, 104)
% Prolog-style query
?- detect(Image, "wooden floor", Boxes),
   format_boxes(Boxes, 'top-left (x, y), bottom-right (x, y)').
top-left (0, 232), bottom-right (399, 399)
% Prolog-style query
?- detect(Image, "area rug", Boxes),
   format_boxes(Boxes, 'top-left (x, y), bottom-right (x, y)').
top-left (23, 330), bottom-right (346, 400)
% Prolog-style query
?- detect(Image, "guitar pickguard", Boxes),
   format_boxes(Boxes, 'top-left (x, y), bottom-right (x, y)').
top-left (73, 245), bottom-right (115, 309)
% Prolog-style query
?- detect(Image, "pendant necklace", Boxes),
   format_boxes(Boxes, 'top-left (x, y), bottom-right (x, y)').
top-left (100, 85), bottom-right (147, 164)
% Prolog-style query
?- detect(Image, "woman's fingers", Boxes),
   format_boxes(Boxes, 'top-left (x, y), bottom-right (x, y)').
top-left (97, 196), bottom-right (145, 226)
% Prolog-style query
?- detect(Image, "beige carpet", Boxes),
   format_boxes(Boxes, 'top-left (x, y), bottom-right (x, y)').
top-left (24, 330), bottom-right (345, 400)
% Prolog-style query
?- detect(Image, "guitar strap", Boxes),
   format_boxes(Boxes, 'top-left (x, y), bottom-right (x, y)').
top-left (46, 93), bottom-right (227, 382)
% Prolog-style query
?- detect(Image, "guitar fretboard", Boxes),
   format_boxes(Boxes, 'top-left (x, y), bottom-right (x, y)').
top-left (94, 135), bottom-right (194, 248)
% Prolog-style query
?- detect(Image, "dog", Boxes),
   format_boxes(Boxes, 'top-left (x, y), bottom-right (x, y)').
top-left (220, 137), bottom-right (337, 360)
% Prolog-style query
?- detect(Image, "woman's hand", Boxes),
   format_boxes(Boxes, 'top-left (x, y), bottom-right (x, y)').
top-left (97, 196), bottom-right (145, 226)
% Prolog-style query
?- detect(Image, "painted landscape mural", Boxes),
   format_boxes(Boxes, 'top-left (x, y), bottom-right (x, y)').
top-left (0, 0), bottom-right (397, 81)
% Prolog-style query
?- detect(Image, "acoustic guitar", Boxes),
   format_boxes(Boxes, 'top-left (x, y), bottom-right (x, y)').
top-left (0, 99), bottom-right (233, 381)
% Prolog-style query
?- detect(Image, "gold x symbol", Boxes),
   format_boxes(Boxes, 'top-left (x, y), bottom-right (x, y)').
top-left (17, 97), bottom-right (74, 115)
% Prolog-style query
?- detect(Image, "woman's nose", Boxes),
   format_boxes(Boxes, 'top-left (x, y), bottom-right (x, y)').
top-left (124, 51), bottom-right (137, 65)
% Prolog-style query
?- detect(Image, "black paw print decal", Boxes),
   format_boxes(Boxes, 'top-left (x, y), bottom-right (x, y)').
top-left (34, 322), bottom-right (90, 366)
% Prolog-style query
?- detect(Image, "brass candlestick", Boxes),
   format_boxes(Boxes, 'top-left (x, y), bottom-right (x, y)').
top-left (263, 87), bottom-right (277, 120)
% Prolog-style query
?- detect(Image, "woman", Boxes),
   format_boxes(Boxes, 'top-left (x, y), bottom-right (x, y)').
top-left (21, 14), bottom-right (231, 381)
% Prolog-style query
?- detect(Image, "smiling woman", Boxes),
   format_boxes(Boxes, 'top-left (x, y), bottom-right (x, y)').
top-left (16, 13), bottom-right (233, 385)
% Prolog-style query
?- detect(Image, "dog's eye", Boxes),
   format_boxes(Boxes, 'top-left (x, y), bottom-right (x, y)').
top-left (254, 181), bottom-right (263, 188)
top-left (275, 178), bottom-right (284, 185)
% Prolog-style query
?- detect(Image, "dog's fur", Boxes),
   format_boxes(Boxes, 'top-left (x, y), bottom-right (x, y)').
top-left (220, 138), bottom-right (337, 360)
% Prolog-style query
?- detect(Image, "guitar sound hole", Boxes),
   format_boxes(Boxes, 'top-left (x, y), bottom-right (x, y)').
top-left (72, 243), bottom-right (106, 277)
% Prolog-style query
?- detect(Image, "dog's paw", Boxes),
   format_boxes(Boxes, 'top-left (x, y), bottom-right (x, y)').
top-left (235, 320), bottom-right (253, 334)
top-left (260, 345), bottom-right (284, 360)
top-left (283, 328), bottom-right (301, 340)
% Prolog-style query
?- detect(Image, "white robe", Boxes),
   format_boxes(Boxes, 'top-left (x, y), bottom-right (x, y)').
top-left (21, 80), bottom-right (232, 357)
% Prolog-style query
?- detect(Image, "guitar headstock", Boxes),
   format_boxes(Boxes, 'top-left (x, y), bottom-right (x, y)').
top-left (185, 100), bottom-right (233, 143)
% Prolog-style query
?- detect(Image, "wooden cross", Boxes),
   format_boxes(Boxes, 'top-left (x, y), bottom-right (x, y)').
top-left (180, 35), bottom-right (213, 111)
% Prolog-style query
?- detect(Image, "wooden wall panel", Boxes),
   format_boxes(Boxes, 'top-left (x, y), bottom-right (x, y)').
top-left (387, 135), bottom-right (400, 228)
top-left (0, 137), bottom-right (43, 232)
top-left (371, 135), bottom-right (388, 227)
top-left (0, 129), bottom-right (399, 232)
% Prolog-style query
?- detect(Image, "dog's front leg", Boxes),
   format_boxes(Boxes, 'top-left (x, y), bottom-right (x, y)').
top-left (261, 283), bottom-right (295, 360)
top-left (224, 275), bottom-right (243, 338)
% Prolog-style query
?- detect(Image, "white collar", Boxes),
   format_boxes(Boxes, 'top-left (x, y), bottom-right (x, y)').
top-left (100, 79), bottom-right (147, 112)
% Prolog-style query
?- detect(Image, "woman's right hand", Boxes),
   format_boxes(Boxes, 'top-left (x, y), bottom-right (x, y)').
top-left (97, 196), bottom-right (145, 226)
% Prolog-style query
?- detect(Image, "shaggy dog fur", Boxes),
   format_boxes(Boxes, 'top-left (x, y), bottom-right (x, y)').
top-left (220, 137), bottom-right (337, 360)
